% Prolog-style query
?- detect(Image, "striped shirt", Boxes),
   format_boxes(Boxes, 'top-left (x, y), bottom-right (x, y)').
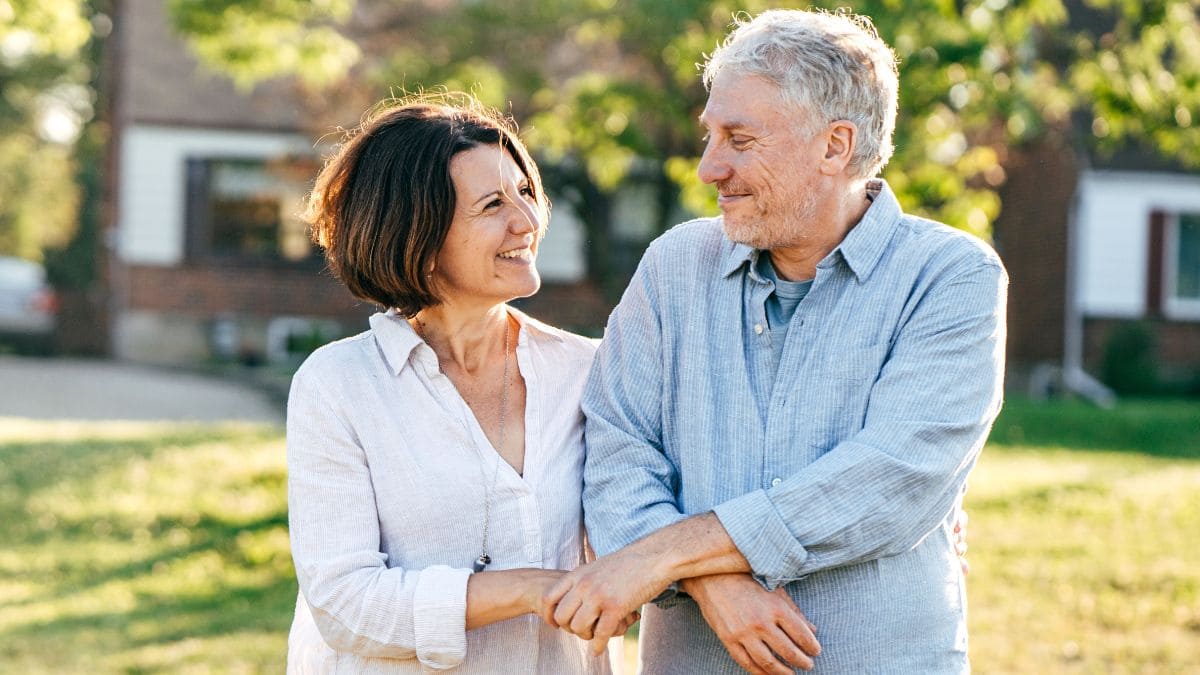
top-left (582, 179), bottom-right (1007, 673)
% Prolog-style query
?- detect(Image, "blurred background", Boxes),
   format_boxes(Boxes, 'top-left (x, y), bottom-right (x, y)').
top-left (1, 1), bottom-right (1197, 673)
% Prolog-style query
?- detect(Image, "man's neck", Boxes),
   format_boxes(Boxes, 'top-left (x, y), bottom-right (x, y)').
top-left (768, 180), bottom-right (872, 281)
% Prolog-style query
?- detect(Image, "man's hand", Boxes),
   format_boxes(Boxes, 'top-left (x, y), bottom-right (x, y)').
top-left (682, 573), bottom-right (820, 674)
top-left (541, 545), bottom-right (670, 652)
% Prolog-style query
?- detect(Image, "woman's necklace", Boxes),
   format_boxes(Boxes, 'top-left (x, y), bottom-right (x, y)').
top-left (476, 318), bottom-right (509, 572)
top-left (414, 314), bottom-right (510, 573)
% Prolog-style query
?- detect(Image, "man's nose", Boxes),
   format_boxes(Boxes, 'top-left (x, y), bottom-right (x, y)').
top-left (697, 144), bottom-right (730, 185)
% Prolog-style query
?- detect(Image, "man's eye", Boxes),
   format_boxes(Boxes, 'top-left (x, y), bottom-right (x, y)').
top-left (731, 136), bottom-right (753, 148)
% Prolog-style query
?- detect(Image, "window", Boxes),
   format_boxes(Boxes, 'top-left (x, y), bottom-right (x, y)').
top-left (186, 156), bottom-right (319, 263)
top-left (1165, 211), bottom-right (1200, 319)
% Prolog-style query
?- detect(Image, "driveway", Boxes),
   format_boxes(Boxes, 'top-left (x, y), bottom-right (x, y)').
top-left (0, 356), bottom-right (283, 424)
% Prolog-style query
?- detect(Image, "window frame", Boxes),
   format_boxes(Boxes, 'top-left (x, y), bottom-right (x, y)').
top-left (184, 155), bottom-right (322, 268)
top-left (1163, 210), bottom-right (1200, 321)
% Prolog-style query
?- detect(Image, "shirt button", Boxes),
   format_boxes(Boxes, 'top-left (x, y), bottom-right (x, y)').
top-left (771, 477), bottom-right (782, 487)
top-left (754, 323), bottom-right (764, 335)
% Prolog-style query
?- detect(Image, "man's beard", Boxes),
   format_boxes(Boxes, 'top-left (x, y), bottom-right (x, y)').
top-left (720, 189), bottom-right (819, 250)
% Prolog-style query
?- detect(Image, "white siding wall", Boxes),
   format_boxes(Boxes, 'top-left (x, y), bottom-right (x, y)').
top-left (538, 195), bottom-right (587, 283)
top-left (1074, 170), bottom-right (1200, 318)
top-left (117, 125), bottom-right (312, 265)
top-left (117, 124), bottom-right (588, 281)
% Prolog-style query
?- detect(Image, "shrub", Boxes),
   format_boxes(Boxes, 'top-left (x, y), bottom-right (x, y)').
top-left (1099, 321), bottom-right (1160, 395)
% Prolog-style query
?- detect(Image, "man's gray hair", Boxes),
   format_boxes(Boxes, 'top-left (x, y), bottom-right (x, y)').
top-left (702, 9), bottom-right (900, 179)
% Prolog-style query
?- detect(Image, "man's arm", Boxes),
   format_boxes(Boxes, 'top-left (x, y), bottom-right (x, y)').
top-left (549, 256), bottom-right (1006, 647)
top-left (579, 241), bottom-right (688, 557)
top-left (558, 237), bottom-right (823, 672)
top-left (712, 258), bottom-right (1007, 587)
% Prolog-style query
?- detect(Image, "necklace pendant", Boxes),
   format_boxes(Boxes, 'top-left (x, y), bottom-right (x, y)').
top-left (473, 554), bottom-right (491, 573)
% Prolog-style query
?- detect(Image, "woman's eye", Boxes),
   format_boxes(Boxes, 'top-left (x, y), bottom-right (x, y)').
top-left (485, 198), bottom-right (503, 210)
top-left (520, 186), bottom-right (535, 197)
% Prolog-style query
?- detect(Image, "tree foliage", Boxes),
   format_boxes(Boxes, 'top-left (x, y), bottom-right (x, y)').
top-left (5, 0), bottom-right (1198, 284)
top-left (166, 0), bottom-right (1200, 246)
top-left (0, 0), bottom-right (95, 261)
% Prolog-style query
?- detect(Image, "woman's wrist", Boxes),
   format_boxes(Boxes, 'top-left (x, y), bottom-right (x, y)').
top-left (520, 569), bottom-right (564, 615)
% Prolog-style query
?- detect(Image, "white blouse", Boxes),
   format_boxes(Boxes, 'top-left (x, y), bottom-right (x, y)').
top-left (286, 308), bottom-right (613, 674)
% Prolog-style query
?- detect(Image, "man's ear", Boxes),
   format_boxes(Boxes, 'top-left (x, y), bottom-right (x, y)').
top-left (819, 120), bottom-right (857, 176)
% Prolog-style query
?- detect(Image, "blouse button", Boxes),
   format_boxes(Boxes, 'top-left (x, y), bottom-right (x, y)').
top-left (754, 324), bottom-right (764, 335)
top-left (770, 477), bottom-right (782, 487)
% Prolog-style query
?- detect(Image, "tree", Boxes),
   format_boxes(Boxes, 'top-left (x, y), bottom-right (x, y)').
top-left (164, 0), bottom-right (1200, 295)
top-left (14, 0), bottom-right (1200, 294)
top-left (0, 0), bottom-right (95, 262)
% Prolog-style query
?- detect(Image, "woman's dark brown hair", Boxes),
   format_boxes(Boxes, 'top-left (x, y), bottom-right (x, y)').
top-left (305, 94), bottom-right (547, 316)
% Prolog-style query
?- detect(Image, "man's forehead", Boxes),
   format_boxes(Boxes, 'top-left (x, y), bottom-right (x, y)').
top-left (700, 71), bottom-right (785, 128)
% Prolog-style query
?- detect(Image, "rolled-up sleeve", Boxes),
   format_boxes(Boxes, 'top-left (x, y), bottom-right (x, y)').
top-left (714, 259), bottom-right (1008, 589)
top-left (287, 366), bottom-right (472, 669)
top-left (582, 243), bottom-right (688, 557)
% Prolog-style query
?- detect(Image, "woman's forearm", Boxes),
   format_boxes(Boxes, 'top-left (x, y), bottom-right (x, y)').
top-left (465, 568), bottom-right (564, 629)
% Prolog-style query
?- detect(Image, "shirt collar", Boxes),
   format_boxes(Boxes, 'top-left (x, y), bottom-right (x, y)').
top-left (369, 309), bottom-right (424, 376)
top-left (721, 178), bottom-right (901, 283)
top-left (824, 178), bottom-right (899, 283)
top-left (369, 306), bottom-right (564, 377)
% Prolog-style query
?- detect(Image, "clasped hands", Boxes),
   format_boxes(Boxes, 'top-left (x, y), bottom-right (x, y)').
top-left (536, 546), bottom-right (821, 674)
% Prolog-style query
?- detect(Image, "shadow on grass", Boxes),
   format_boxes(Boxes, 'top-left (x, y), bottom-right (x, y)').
top-left (0, 424), bottom-right (297, 670)
top-left (0, 427), bottom-right (276, 502)
top-left (989, 396), bottom-right (1200, 460)
top-left (1, 571), bottom-right (297, 651)
top-left (3, 510), bottom-right (290, 609)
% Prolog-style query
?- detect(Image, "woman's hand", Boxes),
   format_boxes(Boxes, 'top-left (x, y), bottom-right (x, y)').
top-left (526, 568), bottom-right (638, 650)
top-left (466, 568), bottom-right (565, 629)
top-left (954, 508), bottom-right (969, 576)
top-left (588, 610), bottom-right (641, 656)
top-left (523, 569), bottom-right (568, 616)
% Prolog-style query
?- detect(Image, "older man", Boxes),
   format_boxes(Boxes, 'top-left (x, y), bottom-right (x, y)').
top-left (544, 9), bottom-right (1007, 674)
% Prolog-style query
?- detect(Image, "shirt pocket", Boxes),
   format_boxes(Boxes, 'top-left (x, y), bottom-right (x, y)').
top-left (802, 343), bottom-right (886, 448)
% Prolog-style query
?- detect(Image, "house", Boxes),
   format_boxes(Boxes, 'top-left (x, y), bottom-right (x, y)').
top-left (106, 0), bottom-right (606, 367)
top-left (108, 0), bottom-right (1199, 388)
top-left (994, 134), bottom-right (1200, 397)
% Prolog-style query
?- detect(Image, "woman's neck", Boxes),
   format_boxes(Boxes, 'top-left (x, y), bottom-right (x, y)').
top-left (412, 302), bottom-right (511, 375)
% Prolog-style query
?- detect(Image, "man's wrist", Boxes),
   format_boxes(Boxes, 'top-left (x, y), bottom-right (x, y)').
top-left (677, 576), bottom-right (703, 597)
top-left (654, 512), bottom-right (749, 582)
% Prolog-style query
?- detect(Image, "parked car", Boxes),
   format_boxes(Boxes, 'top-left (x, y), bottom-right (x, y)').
top-left (0, 255), bottom-right (58, 354)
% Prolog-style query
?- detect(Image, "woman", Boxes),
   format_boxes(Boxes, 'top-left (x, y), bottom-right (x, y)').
top-left (285, 95), bottom-right (631, 673)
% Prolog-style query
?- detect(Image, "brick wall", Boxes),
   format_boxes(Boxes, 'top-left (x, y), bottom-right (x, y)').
top-left (992, 134), bottom-right (1078, 368)
top-left (1084, 317), bottom-right (1200, 376)
top-left (123, 264), bottom-right (374, 322)
top-left (121, 0), bottom-right (308, 131)
top-left (511, 281), bottom-right (614, 337)
top-left (124, 263), bottom-right (613, 334)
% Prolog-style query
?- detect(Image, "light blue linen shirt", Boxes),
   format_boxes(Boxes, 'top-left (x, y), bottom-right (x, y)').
top-left (582, 180), bottom-right (1007, 674)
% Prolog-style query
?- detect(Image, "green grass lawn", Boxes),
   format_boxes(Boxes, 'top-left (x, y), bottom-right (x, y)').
top-left (1, 397), bottom-right (1197, 673)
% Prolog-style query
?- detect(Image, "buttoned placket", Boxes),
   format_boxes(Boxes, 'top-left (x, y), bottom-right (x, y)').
top-left (413, 333), bottom-right (545, 571)
top-left (759, 259), bottom-right (832, 492)
top-left (414, 329), bottom-right (545, 670)
top-left (745, 261), bottom-right (777, 426)
top-left (511, 333), bottom-right (545, 569)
